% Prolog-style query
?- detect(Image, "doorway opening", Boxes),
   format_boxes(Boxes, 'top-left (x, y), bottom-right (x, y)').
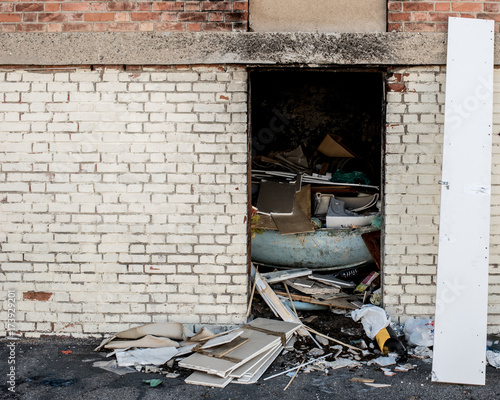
top-left (248, 68), bottom-right (386, 307)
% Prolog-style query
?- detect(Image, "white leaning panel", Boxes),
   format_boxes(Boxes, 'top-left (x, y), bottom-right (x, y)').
top-left (432, 17), bottom-right (494, 385)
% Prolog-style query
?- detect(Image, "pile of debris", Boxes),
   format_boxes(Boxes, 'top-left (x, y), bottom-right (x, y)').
top-left (251, 133), bottom-right (380, 238)
top-left (257, 267), bottom-right (381, 312)
top-left (92, 264), bottom-right (436, 389)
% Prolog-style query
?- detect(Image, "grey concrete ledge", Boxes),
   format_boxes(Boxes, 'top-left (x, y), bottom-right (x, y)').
top-left (0, 32), bottom-right (466, 66)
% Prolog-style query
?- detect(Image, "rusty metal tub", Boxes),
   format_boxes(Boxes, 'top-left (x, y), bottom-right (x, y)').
top-left (251, 226), bottom-right (378, 270)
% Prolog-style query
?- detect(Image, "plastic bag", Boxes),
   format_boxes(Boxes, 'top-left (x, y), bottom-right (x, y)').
top-left (351, 305), bottom-right (391, 340)
top-left (487, 350), bottom-right (500, 369)
top-left (404, 318), bottom-right (434, 347)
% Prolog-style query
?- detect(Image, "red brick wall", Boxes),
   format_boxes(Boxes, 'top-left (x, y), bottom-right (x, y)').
top-left (0, 1), bottom-right (248, 32)
top-left (388, 1), bottom-right (500, 32)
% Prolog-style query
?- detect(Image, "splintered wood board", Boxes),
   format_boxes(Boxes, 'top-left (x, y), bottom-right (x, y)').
top-left (432, 17), bottom-right (494, 386)
top-left (253, 270), bottom-right (307, 335)
top-left (185, 371), bottom-right (233, 388)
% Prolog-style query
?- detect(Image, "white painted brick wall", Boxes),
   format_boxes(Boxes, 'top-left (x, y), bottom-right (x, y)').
top-left (0, 65), bottom-right (248, 337)
top-left (385, 66), bottom-right (500, 333)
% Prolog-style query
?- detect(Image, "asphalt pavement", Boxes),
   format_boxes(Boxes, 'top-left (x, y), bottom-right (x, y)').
top-left (2, 337), bottom-right (500, 400)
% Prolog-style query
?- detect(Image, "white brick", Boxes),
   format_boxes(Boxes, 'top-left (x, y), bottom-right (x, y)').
top-left (0, 66), bottom-right (249, 337)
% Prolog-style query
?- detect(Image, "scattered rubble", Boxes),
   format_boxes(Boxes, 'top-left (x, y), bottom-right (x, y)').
top-left (90, 263), bottom-right (446, 389)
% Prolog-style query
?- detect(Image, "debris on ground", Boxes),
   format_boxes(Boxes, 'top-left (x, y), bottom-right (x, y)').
top-left (408, 346), bottom-right (433, 360)
top-left (142, 379), bottom-right (163, 387)
top-left (90, 263), bottom-right (444, 389)
top-left (487, 350), bottom-right (500, 369)
top-left (404, 318), bottom-right (435, 347)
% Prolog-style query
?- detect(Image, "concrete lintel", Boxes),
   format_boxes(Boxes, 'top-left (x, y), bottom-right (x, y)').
top-left (0, 32), bottom-right (466, 66)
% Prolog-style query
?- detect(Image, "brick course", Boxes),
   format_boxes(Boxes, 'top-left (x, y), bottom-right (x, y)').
top-left (0, 1), bottom-right (248, 32)
top-left (388, 1), bottom-right (500, 32)
top-left (384, 66), bottom-right (500, 332)
top-left (0, 65), bottom-right (248, 337)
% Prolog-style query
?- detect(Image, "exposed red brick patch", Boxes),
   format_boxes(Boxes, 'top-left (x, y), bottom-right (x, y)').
top-left (23, 292), bottom-right (53, 301)
top-left (388, 83), bottom-right (407, 92)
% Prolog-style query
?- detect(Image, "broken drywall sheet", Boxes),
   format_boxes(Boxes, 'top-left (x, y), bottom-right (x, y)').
top-left (115, 347), bottom-right (179, 367)
top-left (104, 335), bottom-right (180, 350)
top-left (115, 322), bottom-right (192, 341)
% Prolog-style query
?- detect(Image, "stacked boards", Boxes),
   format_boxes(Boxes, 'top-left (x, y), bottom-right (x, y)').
top-left (180, 318), bottom-right (301, 387)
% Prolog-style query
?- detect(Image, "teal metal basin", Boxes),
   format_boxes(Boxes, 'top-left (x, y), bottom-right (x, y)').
top-left (251, 226), bottom-right (378, 270)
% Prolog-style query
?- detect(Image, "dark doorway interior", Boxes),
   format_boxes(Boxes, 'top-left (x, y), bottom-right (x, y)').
top-left (250, 69), bottom-right (384, 186)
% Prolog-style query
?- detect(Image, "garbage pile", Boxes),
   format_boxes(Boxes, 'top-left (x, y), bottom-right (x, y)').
top-left (92, 267), bottom-right (442, 390)
top-left (251, 134), bottom-right (381, 273)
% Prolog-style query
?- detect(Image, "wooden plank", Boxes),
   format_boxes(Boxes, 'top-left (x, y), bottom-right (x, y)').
top-left (361, 230), bottom-right (381, 270)
top-left (253, 270), bottom-right (308, 335)
top-left (274, 291), bottom-right (357, 309)
top-left (432, 17), bottom-right (494, 386)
